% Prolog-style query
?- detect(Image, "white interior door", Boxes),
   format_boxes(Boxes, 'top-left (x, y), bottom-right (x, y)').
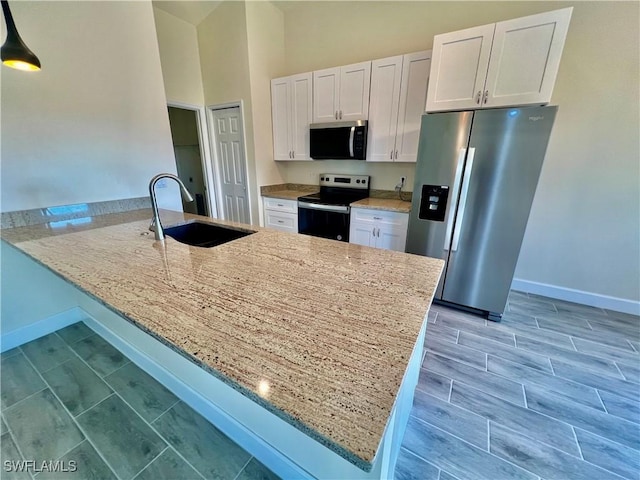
top-left (212, 106), bottom-right (250, 224)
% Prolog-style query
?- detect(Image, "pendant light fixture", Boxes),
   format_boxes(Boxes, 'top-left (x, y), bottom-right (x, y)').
top-left (1, 0), bottom-right (40, 71)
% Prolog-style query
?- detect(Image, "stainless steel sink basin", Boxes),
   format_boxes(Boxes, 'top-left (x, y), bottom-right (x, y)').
top-left (163, 221), bottom-right (255, 248)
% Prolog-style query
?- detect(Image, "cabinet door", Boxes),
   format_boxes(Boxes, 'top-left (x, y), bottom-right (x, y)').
top-left (376, 227), bottom-right (407, 252)
top-left (313, 67), bottom-right (340, 123)
top-left (484, 8), bottom-right (572, 108)
top-left (426, 24), bottom-right (495, 112)
top-left (290, 73), bottom-right (313, 160)
top-left (271, 77), bottom-right (291, 160)
top-left (339, 61), bottom-right (372, 121)
top-left (367, 56), bottom-right (403, 162)
top-left (349, 221), bottom-right (374, 247)
top-left (395, 51), bottom-right (431, 162)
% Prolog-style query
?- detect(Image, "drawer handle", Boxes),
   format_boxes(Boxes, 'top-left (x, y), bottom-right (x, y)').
top-left (277, 204), bottom-right (284, 207)
top-left (277, 220), bottom-right (284, 224)
top-left (373, 216), bottom-right (382, 220)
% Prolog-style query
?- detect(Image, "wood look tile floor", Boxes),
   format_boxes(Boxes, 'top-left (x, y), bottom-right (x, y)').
top-left (0, 323), bottom-right (279, 480)
top-left (395, 291), bottom-right (640, 480)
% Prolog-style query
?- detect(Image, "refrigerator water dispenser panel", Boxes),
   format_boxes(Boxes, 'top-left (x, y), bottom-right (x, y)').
top-left (419, 185), bottom-right (449, 221)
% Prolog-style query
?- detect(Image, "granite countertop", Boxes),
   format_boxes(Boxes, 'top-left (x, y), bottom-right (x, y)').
top-left (261, 187), bottom-right (412, 213)
top-left (350, 198), bottom-right (412, 213)
top-left (262, 189), bottom-right (313, 201)
top-left (1, 210), bottom-right (442, 470)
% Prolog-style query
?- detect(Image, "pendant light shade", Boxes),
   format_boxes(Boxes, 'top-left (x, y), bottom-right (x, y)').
top-left (1, 0), bottom-right (40, 71)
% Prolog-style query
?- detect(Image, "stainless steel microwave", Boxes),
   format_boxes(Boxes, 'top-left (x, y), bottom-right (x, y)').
top-left (309, 120), bottom-right (368, 160)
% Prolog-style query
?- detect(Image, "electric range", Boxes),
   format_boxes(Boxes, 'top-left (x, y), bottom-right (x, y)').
top-left (297, 174), bottom-right (370, 242)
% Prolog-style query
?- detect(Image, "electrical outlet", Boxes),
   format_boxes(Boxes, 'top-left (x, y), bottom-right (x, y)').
top-left (400, 176), bottom-right (406, 187)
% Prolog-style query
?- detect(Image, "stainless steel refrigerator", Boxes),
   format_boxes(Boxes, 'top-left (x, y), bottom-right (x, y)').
top-left (406, 106), bottom-right (557, 321)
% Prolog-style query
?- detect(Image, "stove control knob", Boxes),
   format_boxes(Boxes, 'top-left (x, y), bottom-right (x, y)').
top-left (362, 179), bottom-right (367, 184)
top-left (356, 179), bottom-right (360, 183)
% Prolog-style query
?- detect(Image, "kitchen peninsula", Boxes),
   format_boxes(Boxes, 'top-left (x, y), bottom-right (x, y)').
top-left (1, 209), bottom-right (443, 479)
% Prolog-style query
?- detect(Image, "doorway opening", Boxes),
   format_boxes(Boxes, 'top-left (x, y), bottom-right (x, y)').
top-left (209, 103), bottom-right (251, 224)
top-left (167, 105), bottom-right (215, 217)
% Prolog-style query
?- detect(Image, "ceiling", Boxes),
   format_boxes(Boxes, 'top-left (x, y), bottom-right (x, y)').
top-left (152, 1), bottom-right (222, 26)
top-left (152, 0), bottom-right (297, 25)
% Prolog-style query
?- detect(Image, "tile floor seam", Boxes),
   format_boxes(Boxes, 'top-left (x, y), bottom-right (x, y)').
top-left (612, 362), bottom-right (628, 381)
top-left (594, 389), bottom-right (609, 413)
top-left (15, 353), bottom-right (123, 480)
top-left (148, 398), bottom-right (182, 425)
top-left (232, 456), bottom-right (254, 480)
top-left (486, 419), bottom-right (490, 451)
top-left (513, 337), bottom-right (625, 380)
top-left (130, 445), bottom-right (169, 480)
top-left (569, 335), bottom-right (578, 352)
top-left (413, 416), bottom-right (540, 479)
top-left (488, 420), bottom-right (628, 480)
top-left (2, 386), bottom-right (49, 413)
top-left (627, 340), bottom-right (638, 353)
top-left (2, 414), bottom-right (36, 480)
top-left (449, 381), bottom-right (586, 458)
top-left (549, 356), bottom-right (630, 384)
top-left (447, 379), bottom-right (453, 403)
top-left (571, 426), bottom-right (584, 460)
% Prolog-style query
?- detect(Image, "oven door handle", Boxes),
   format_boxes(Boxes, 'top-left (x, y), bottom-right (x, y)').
top-left (298, 202), bottom-right (350, 213)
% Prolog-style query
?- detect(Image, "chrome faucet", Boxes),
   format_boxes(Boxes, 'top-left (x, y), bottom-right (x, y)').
top-left (148, 173), bottom-right (194, 241)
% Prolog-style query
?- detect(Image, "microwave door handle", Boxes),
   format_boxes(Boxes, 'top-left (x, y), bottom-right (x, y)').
top-left (349, 126), bottom-right (355, 158)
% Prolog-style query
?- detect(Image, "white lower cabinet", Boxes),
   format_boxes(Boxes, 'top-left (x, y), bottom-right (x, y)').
top-left (349, 208), bottom-right (409, 252)
top-left (263, 198), bottom-right (298, 233)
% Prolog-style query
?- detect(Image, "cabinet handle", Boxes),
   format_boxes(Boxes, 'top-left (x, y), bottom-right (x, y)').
top-left (394, 150), bottom-right (398, 160)
top-left (292, 151), bottom-right (295, 158)
top-left (476, 91), bottom-right (481, 104)
top-left (373, 216), bottom-right (382, 220)
top-left (376, 228), bottom-right (380, 237)
top-left (277, 203), bottom-right (284, 207)
top-left (289, 151), bottom-right (292, 159)
top-left (335, 111), bottom-right (338, 120)
top-left (339, 110), bottom-right (343, 119)
top-left (277, 220), bottom-right (284, 224)
top-left (483, 90), bottom-right (489, 104)
top-left (390, 150), bottom-right (393, 160)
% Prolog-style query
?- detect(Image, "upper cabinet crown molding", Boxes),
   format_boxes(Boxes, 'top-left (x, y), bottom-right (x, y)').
top-left (367, 51), bottom-right (432, 163)
top-left (426, 7), bottom-right (573, 112)
top-left (271, 73), bottom-right (313, 161)
top-left (313, 61), bottom-right (372, 123)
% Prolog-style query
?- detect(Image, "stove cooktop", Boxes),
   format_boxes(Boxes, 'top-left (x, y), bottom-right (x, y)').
top-left (298, 191), bottom-right (367, 206)
top-left (298, 173), bottom-right (370, 206)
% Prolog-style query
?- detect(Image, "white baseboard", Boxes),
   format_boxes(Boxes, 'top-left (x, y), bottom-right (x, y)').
top-left (511, 278), bottom-right (640, 316)
top-left (1, 307), bottom-right (88, 352)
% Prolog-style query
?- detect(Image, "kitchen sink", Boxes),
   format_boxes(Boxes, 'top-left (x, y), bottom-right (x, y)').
top-left (163, 221), bottom-right (255, 248)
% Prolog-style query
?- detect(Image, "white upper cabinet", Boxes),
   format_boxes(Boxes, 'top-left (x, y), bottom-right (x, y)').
top-left (313, 61), bottom-right (371, 123)
top-left (368, 51), bottom-right (431, 163)
top-left (271, 73), bottom-right (312, 161)
top-left (426, 7), bottom-right (572, 112)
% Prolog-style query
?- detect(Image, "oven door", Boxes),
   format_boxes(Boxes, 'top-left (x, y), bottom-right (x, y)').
top-left (298, 202), bottom-right (351, 242)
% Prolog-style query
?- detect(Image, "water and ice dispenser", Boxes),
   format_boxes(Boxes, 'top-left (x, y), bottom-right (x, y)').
top-left (418, 185), bottom-right (449, 221)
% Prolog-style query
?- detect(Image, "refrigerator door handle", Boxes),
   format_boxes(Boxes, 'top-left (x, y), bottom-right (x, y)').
top-left (451, 147), bottom-right (476, 251)
top-left (444, 147), bottom-right (467, 251)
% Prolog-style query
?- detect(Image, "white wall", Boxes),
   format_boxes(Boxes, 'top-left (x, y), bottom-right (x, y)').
top-left (197, 1), bottom-right (260, 224)
top-left (1, 1), bottom-right (181, 212)
top-left (278, 1), bottom-right (639, 305)
top-left (153, 6), bottom-right (204, 106)
top-left (245, 1), bottom-right (286, 225)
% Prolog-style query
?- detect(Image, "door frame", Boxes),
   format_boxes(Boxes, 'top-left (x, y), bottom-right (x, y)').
top-left (167, 101), bottom-right (219, 218)
top-left (207, 101), bottom-right (252, 225)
